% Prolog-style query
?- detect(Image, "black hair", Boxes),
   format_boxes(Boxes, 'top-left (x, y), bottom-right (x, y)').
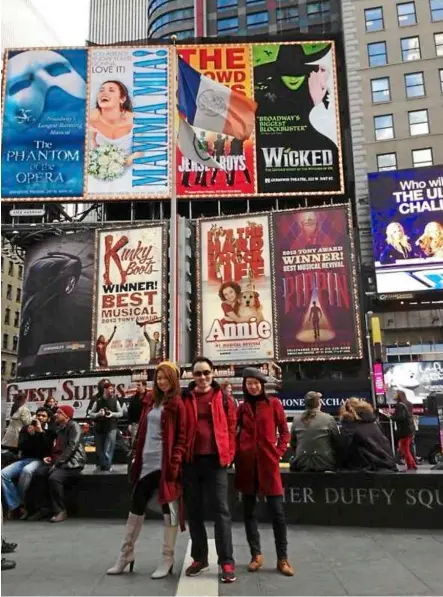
top-left (192, 356), bottom-right (214, 371)
top-left (36, 407), bottom-right (49, 416)
top-left (10, 391), bottom-right (27, 417)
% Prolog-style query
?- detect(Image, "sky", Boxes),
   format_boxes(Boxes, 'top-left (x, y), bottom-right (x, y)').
top-left (29, 0), bottom-right (90, 44)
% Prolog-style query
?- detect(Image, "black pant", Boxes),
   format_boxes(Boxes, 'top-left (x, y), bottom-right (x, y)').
top-left (32, 464), bottom-right (82, 515)
top-left (243, 494), bottom-right (288, 560)
top-left (184, 455), bottom-right (234, 565)
top-left (131, 469), bottom-right (169, 516)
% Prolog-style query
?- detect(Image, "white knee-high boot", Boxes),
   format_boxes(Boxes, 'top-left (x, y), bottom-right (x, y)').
top-left (107, 512), bottom-right (144, 575)
top-left (151, 514), bottom-right (178, 579)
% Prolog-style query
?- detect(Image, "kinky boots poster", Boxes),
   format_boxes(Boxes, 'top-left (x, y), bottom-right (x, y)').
top-left (92, 224), bottom-right (167, 370)
top-left (253, 41), bottom-right (344, 196)
top-left (272, 206), bottom-right (362, 361)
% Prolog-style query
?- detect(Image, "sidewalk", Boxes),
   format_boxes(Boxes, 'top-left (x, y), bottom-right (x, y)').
top-left (2, 520), bottom-right (442, 596)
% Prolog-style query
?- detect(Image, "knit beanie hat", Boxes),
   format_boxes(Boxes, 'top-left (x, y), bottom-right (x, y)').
top-left (57, 405), bottom-right (75, 419)
top-left (156, 360), bottom-right (180, 378)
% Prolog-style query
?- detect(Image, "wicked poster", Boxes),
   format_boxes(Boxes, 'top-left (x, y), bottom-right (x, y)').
top-left (253, 41), bottom-right (344, 196)
top-left (272, 206), bottom-right (362, 361)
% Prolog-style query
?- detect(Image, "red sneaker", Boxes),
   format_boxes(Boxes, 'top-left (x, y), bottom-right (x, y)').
top-left (221, 563), bottom-right (236, 583)
top-left (185, 560), bottom-right (209, 577)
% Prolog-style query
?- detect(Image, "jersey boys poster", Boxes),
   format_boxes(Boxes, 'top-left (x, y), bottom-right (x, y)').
top-left (92, 224), bottom-right (167, 370)
top-left (197, 215), bottom-right (275, 363)
top-left (368, 165), bottom-right (443, 294)
top-left (176, 45), bottom-right (256, 198)
top-left (2, 48), bottom-right (87, 200)
top-left (272, 206), bottom-right (362, 361)
top-left (253, 41), bottom-right (344, 196)
top-left (87, 47), bottom-right (170, 199)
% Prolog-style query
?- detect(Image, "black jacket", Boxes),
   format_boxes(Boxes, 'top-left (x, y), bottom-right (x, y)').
top-left (340, 411), bottom-right (397, 472)
top-left (127, 392), bottom-right (144, 425)
top-left (54, 420), bottom-right (86, 470)
top-left (18, 425), bottom-right (55, 460)
top-left (392, 402), bottom-right (415, 439)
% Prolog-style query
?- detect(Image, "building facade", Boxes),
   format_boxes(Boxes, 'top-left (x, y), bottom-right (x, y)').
top-left (88, 0), bottom-right (340, 43)
top-left (1, 246), bottom-right (23, 381)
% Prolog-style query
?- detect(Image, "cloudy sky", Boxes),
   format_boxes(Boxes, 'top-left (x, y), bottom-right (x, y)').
top-left (30, 0), bottom-right (90, 44)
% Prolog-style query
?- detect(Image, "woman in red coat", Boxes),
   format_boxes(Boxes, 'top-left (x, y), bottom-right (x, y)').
top-left (107, 361), bottom-right (187, 578)
top-left (235, 367), bottom-right (294, 577)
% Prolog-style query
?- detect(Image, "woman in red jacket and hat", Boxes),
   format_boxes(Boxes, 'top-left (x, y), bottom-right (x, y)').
top-left (107, 361), bottom-right (187, 578)
top-left (235, 367), bottom-right (294, 576)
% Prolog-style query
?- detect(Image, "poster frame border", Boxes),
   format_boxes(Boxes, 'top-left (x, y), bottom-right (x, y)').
top-left (196, 211), bottom-right (277, 365)
top-left (271, 203), bottom-right (363, 362)
top-left (90, 221), bottom-right (169, 372)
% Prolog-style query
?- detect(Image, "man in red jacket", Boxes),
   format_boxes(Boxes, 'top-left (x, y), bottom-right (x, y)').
top-left (182, 356), bottom-right (237, 583)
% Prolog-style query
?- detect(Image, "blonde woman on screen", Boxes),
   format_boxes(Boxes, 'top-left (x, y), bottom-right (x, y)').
top-left (380, 222), bottom-right (414, 264)
top-left (416, 222), bottom-right (443, 258)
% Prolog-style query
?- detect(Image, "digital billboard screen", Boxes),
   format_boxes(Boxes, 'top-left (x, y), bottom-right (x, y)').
top-left (368, 165), bottom-right (443, 294)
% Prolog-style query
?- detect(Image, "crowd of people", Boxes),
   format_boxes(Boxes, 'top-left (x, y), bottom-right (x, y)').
top-left (1, 359), bottom-right (418, 579)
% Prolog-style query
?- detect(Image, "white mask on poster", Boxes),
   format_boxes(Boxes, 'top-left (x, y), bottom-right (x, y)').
top-left (6, 50), bottom-right (86, 129)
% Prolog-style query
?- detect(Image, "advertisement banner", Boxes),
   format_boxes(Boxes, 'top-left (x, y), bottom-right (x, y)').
top-left (273, 206), bottom-right (362, 361)
top-left (197, 214), bottom-right (275, 363)
top-left (17, 231), bottom-right (94, 377)
top-left (253, 41), bottom-right (343, 195)
top-left (92, 224), bottom-right (167, 370)
top-left (369, 165), bottom-right (443, 293)
top-left (2, 48), bottom-right (87, 200)
top-left (6, 375), bottom-right (133, 419)
top-left (87, 47), bottom-right (170, 199)
top-left (176, 45), bottom-right (256, 198)
top-left (383, 361), bottom-right (443, 405)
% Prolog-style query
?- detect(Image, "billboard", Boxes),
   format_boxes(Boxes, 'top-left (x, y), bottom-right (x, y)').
top-left (1, 48), bottom-right (87, 199)
top-left (253, 41), bottom-right (343, 195)
top-left (197, 214), bottom-right (275, 363)
top-left (272, 205), bottom-right (362, 361)
top-left (176, 45), bottom-right (256, 198)
top-left (92, 224), bottom-right (167, 370)
top-left (383, 361), bottom-right (443, 405)
top-left (369, 165), bottom-right (443, 293)
top-left (17, 231), bottom-right (94, 377)
top-left (87, 47), bottom-right (170, 199)
top-left (2, 40), bottom-right (344, 202)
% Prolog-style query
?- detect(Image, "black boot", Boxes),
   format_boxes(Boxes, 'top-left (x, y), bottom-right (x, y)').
top-left (2, 539), bottom-right (17, 554)
top-left (2, 557), bottom-right (16, 570)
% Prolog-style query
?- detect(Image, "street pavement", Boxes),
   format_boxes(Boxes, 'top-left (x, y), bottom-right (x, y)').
top-left (2, 519), bottom-right (443, 596)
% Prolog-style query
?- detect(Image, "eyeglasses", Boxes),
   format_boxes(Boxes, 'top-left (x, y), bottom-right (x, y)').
top-left (193, 370), bottom-right (212, 377)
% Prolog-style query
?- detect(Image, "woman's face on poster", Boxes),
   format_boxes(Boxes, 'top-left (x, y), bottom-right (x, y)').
top-left (389, 223), bottom-right (404, 241)
top-left (97, 82), bottom-right (123, 110)
top-left (223, 285), bottom-right (238, 304)
top-left (426, 222), bottom-right (442, 240)
top-left (317, 64), bottom-right (330, 89)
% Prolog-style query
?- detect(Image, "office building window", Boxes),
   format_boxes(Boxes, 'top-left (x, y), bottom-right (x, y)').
top-left (408, 109), bottom-right (429, 135)
top-left (246, 0), bottom-right (265, 3)
top-left (8, 261), bottom-right (13, 276)
top-left (397, 2), bottom-right (417, 26)
top-left (412, 148), bottom-right (433, 167)
top-left (377, 153), bottom-right (397, 171)
top-left (307, 1), bottom-right (331, 21)
top-left (218, 16), bottom-right (239, 32)
top-left (11, 362), bottom-right (16, 378)
top-left (430, 0), bottom-right (443, 21)
top-left (247, 11), bottom-right (269, 27)
top-left (439, 69), bottom-right (443, 92)
top-left (12, 336), bottom-right (18, 352)
top-left (368, 42), bottom-right (388, 66)
top-left (1, 361), bottom-right (5, 376)
top-left (3, 334), bottom-right (9, 350)
top-left (435, 32), bottom-right (443, 55)
top-left (149, 8), bottom-right (194, 35)
top-left (148, 0), bottom-right (168, 17)
top-left (4, 308), bottom-right (11, 325)
top-left (277, 6), bottom-right (299, 23)
top-left (365, 7), bottom-right (384, 31)
top-left (404, 72), bottom-right (425, 97)
top-left (16, 288), bottom-right (21, 302)
top-left (18, 265), bottom-right (23, 279)
top-left (374, 114), bottom-right (394, 140)
top-left (401, 36), bottom-right (421, 60)
top-left (217, 0), bottom-right (237, 9)
top-left (14, 311), bottom-right (20, 327)
top-left (371, 77), bottom-right (391, 102)
top-left (6, 284), bottom-right (12, 300)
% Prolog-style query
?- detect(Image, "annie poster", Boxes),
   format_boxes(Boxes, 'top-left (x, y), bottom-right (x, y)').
top-left (2, 48), bottom-right (87, 200)
top-left (177, 45), bottom-right (256, 198)
top-left (197, 215), bottom-right (275, 363)
top-left (87, 47), bottom-right (170, 199)
top-left (92, 224), bottom-right (167, 370)
top-left (272, 206), bottom-right (362, 361)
